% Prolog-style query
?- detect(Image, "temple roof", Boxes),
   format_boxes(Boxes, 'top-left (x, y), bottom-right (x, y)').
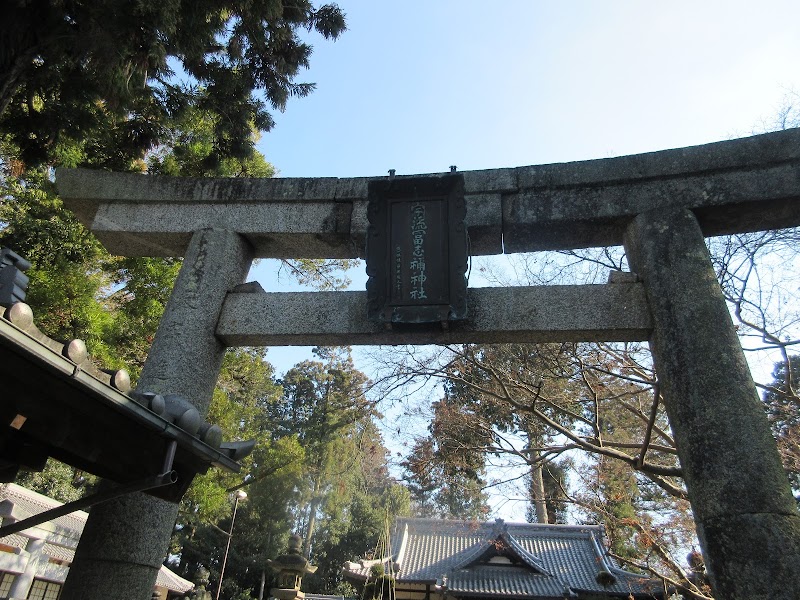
top-left (343, 518), bottom-right (668, 599)
top-left (0, 483), bottom-right (193, 593)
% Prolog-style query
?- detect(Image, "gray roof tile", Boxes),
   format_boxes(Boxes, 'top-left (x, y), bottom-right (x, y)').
top-left (344, 518), bottom-right (667, 599)
top-left (0, 483), bottom-right (193, 593)
top-left (448, 565), bottom-right (565, 597)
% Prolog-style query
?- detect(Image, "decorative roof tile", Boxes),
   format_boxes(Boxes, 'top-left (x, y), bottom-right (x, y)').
top-left (1, 301), bottom-right (246, 503)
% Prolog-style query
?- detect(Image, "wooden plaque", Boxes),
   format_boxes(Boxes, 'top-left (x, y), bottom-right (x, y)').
top-left (366, 174), bottom-right (467, 324)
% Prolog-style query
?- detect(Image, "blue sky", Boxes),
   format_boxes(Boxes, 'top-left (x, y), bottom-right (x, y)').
top-left (251, 0), bottom-right (800, 374)
top-left (257, 0), bottom-right (799, 178)
top-left (245, 1), bottom-right (800, 518)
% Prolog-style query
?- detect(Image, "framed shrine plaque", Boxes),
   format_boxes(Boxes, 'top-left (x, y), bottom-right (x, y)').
top-left (366, 173), bottom-right (468, 325)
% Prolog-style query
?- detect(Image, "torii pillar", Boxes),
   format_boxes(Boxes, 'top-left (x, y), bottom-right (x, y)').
top-left (59, 229), bottom-right (253, 600)
top-left (625, 207), bottom-right (800, 599)
top-left (56, 128), bottom-right (800, 600)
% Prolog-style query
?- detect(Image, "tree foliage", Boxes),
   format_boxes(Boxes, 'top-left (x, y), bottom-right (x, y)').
top-left (1, 0), bottom-right (346, 167)
top-left (763, 356), bottom-right (800, 501)
top-left (375, 213), bottom-right (800, 600)
top-left (14, 460), bottom-right (93, 504)
top-left (374, 245), bottom-right (712, 595)
top-left (171, 348), bottom-right (407, 599)
top-left (2, 28), bottom-right (371, 596)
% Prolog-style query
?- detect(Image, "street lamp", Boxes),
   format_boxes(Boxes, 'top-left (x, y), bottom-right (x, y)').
top-left (216, 489), bottom-right (247, 600)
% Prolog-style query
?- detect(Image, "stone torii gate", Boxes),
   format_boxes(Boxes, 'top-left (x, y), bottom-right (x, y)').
top-left (56, 128), bottom-right (800, 600)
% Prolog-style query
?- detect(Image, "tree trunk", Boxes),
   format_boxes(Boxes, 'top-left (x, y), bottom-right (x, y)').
top-left (303, 474), bottom-right (324, 560)
top-left (303, 497), bottom-right (319, 560)
top-left (530, 461), bottom-right (549, 524)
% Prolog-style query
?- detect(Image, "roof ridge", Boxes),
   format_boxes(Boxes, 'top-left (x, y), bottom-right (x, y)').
top-left (500, 531), bottom-right (552, 575)
top-left (397, 516), bottom-right (604, 530)
top-left (394, 522), bottom-right (409, 569)
top-left (443, 523), bottom-right (569, 586)
top-left (586, 527), bottom-right (616, 574)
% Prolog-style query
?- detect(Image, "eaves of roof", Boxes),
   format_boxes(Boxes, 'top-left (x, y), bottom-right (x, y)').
top-left (447, 565), bottom-right (567, 598)
top-left (0, 306), bottom-right (242, 502)
top-left (155, 565), bottom-right (194, 593)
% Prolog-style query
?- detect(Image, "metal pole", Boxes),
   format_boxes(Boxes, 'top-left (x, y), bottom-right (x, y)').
top-left (216, 490), bottom-right (247, 600)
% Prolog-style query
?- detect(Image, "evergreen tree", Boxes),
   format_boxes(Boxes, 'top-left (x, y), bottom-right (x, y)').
top-left (307, 426), bottom-right (410, 594)
top-left (275, 348), bottom-right (375, 557)
top-left (1, 0), bottom-right (346, 167)
top-left (178, 349), bottom-right (405, 599)
top-left (401, 343), bottom-right (579, 521)
top-left (14, 460), bottom-right (90, 504)
top-left (0, 139), bottom-right (120, 363)
top-left (382, 339), bottom-right (695, 586)
top-left (402, 416), bottom-right (489, 520)
top-left (763, 356), bottom-right (800, 501)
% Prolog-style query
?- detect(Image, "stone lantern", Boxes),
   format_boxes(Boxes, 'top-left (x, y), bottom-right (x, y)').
top-left (266, 534), bottom-right (317, 600)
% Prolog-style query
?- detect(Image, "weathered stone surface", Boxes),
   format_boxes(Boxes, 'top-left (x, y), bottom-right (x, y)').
top-left (91, 200), bottom-right (354, 258)
top-left (56, 128), bottom-right (800, 259)
top-left (215, 283), bottom-right (652, 346)
top-left (624, 208), bottom-right (800, 600)
top-left (462, 167), bottom-right (517, 193)
top-left (700, 513), bottom-right (800, 600)
top-left (51, 130), bottom-right (800, 600)
top-left (132, 229), bottom-right (254, 413)
top-left (516, 127), bottom-right (800, 188)
top-left (503, 160), bottom-right (800, 252)
top-left (464, 193), bottom-right (503, 255)
top-left (61, 229), bottom-right (253, 600)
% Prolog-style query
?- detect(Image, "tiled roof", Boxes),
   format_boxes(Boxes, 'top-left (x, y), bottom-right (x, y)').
top-left (448, 565), bottom-right (566, 598)
top-left (43, 542), bottom-right (75, 563)
top-left (155, 565), bottom-right (194, 593)
top-left (0, 301), bottom-right (244, 503)
top-left (0, 483), bottom-right (86, 545)
top-left (0, 532), bottom-right (28, 549)
top-left (0, 483), bottom-right (193, 593)
top-left (343, 518), bottom-right (667, 599)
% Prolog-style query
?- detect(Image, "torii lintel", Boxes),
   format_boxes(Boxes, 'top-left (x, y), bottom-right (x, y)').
top-left (55, 128), bottom-right (800, 259)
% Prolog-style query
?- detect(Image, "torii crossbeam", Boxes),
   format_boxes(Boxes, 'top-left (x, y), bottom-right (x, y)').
top-left (55, 128), bottom-right (800, 600)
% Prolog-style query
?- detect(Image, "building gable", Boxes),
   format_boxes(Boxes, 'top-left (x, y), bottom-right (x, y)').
top-left (343, 518), bottom-right (668, 600)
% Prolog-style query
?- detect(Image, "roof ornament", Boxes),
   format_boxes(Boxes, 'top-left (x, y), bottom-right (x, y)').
top-left (595, 569), bottom-right (617, 586)
top-left (0, 250), bottom-right (255, 516)
top-left (489, 517), bottom-right (508, 538)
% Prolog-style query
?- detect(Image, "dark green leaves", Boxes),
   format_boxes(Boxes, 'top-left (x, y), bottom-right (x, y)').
top-left (0, 0), bottom-right (347, 167)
